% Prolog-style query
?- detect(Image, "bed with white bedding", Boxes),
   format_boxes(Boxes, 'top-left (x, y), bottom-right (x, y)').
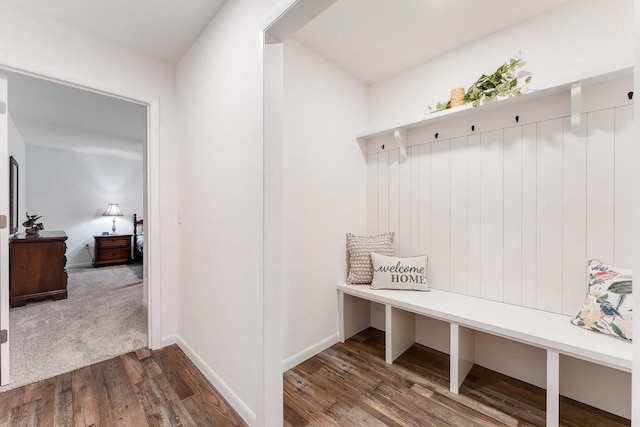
top-left (133, 213), bottom-right (144, 262)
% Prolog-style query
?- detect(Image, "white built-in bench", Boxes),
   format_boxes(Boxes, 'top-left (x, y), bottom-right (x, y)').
top-left (337, 284), bottom-right (632, 427)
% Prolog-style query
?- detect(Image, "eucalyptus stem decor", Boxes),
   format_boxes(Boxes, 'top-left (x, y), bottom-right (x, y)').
top-left (427, 54), bottom-right (532, 113)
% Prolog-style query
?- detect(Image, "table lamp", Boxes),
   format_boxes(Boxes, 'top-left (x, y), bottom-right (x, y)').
top-left (103, 203), bottom-right (124, 234)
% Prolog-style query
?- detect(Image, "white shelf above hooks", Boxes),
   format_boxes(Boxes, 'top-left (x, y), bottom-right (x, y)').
top-left (355, 66), bottom-right (632, 142)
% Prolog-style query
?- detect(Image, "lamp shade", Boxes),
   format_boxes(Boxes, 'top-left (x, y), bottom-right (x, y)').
top-left (103, 203), bottom-right (124, 217)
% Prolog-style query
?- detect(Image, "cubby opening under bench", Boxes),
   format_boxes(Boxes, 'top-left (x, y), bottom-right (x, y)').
top-left (337, 284), bottom-right (632, 427)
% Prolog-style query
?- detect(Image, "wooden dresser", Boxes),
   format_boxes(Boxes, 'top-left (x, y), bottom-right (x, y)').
top-left (93, 234), bottom-right (132, 267)
top-left (10, 231), bottom-right (68, 308)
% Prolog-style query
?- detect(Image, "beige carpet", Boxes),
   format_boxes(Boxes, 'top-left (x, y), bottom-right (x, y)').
top-left (1, 264), bottom-right (147, 391)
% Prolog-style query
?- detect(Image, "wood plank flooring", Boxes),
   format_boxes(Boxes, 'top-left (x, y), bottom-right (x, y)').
top-left (284, 328), bottom-right (630, 427)
top-left (0, 331), bottom-right (630, 426)
top-left (0, 344), bottom-right (247, 426)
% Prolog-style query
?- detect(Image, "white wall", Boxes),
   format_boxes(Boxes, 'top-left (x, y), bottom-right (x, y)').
top-left (176, 0), bottom-right (281, 422)
top-left (361, 4), bottom-right (635, 416)
top-left (368, 0), bottom-right (633, 131)
top-left (25, 145), bottom-right (143, 267)
top-left (366, 78), bottom-right (633, 417)
top-left (282, 39), bottom-right (368, 367)
top-left (277, 0), bottom-right (635, 420)
top-left (278, 1), bottom-right (637, 421)
top-left (0, 0), bottom-right (178, 346)
top-left (8, 114), bottom-right (26, 228)
top-left (366, 78), bottom-right (634, 316)
top-left (335, 0), bottom-right (637, 420)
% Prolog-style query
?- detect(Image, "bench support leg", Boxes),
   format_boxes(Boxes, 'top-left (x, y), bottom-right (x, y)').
top-left (546, 350), bottom-right (560, 427)
top-left (450, 323), bottom-right (475, 394)
top-left (338, 291), bottom-right (370, 342)
top-left (385, 305), bottom-right (415, 364)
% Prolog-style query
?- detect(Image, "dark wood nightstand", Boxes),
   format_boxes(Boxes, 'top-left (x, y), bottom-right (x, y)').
top-left (93, 234), bottom-right (132, 267)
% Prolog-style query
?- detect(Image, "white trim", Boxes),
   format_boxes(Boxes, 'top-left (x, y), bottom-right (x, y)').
top-left (146, 99), bottom-right (161, 350)
top-left (262, 38), bottom-right (284, 426)
top-left (260, 0), bottom-right (298, 32)
top-left (633, 0), bottom-right (640, 423)
top-left (176, 335), bottom-right (256, 426)
top-left (262, 0), bottom-right (338, 42)
top-left (160, 334), bottom-right (177, 347)
top-left (261, 2), bottom-right (338, 425)
top-left (0, 60), bottom-right (151, 107)
top-left (0, 76), bottom-right (9, 386)
top-left (282, 333), bottom-right (339, 372)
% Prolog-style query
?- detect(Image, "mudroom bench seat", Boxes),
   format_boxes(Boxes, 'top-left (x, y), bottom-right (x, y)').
top-left (337, 284), bottom-right (632, 427)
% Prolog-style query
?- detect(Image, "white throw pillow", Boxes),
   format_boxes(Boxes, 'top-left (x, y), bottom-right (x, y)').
top-left (370, 253), bottom-right (429, 291)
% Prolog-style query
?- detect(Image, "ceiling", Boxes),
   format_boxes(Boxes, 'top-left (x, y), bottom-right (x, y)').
top-left (0, 2), bottom-right (584, 161)
top-left (6, 0), bottom-right (574, 81)
top-left (8, 72), bottom-right (146, 159)
top-left (7, 0), bottom-right (227, 63)
top-left (295, 0), bottom-right (576, 84)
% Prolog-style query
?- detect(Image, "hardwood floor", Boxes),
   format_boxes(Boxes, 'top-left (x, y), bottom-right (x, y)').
top-left (0, 344), bottom-right (247, 426)
top-left (284, 328), bottom-right (630, 427)
top-left (0, 331), bottom-right (629, 426)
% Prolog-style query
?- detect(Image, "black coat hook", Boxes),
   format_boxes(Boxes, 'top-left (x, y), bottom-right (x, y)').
top-left (471, 125), bottom-right (475, 131)
top-left (435, 133), bottom-right (439, 139)
top-left (628, 91), bottom-right (634, 100)
top-left (381, 144), bottom-right (385, 150)
top-left (515, 115), bottom-right (520, 123)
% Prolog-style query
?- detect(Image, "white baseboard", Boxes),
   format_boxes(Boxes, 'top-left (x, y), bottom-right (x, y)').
top-left (66, 262), bottom-right (93, 268)
top-left (160, 334), bottom-right (177, 347)
top-left (282, 332), bottom-right (340, 372)
top-left (176, 335), bottom-right (256, 426)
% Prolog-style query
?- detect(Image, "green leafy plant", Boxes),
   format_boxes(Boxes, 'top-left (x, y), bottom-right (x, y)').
top-left (607, 281), bottom-right (632, 294)
top-left (428, 100), bottom-right (451, 113)
top-left (22, 213), bottom-right (44, 231)
top-left (428, 54), bottom-right (532, 113)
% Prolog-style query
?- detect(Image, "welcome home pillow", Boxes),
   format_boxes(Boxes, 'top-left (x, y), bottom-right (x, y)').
top-left (571, 259), bottom-right (633, 341)
top-left (370, 253), bottom-right (429, 291)
top-left (346, 232), bottom-right (394, 284)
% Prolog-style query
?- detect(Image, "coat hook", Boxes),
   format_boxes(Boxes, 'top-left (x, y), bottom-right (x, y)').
top-left (435, 133), bottom-right (439, 139)
top-left (628, 91), bottom-right (634, 100)
top-left (471, 125), bottom-right (475, 131)
top-left (381, 144), bottom-right (385, 150)
top-left (515, 115), bottom-right (520, 123)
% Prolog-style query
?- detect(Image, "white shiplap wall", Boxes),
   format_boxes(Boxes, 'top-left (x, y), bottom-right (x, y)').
top-left (366, 77), bottom-right (633, 316)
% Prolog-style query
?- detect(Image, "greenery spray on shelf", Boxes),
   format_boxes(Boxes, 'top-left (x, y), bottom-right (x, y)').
top-left (427, 53), bottom-right (532, 114)
top-left (23, 213), bottom-right (44, 235)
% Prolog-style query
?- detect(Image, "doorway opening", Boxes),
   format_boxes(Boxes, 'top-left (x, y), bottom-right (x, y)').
top-left (0, 66), bottom-right (159, 389)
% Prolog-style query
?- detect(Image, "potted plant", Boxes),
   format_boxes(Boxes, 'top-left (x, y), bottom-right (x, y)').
top-left (22, 213), bottom-right (44, 236)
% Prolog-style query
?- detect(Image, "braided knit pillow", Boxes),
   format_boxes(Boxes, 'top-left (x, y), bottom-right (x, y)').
top-left (346, 232), bottom-right (394, 284)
